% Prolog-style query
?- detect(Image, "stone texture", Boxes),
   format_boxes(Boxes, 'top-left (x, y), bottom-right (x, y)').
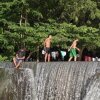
top-left (0, 62), bottom-right (100, 100)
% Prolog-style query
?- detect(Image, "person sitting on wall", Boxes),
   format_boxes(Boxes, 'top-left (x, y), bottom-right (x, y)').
top-left (13, 47), bottom-right (26, 68)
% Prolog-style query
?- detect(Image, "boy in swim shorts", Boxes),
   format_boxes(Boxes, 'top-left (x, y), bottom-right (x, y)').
top-left (68, 39), bottom-right (80, 61)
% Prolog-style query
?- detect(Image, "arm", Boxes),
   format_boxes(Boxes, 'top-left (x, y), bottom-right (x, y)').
top-left (17, 56), bottom-right (25, 60)
top-left (76, 47), bottom-right (80, 52)
top-left (68, 43), bottom-right (74, 51)
top-left (26, 52), bottom-right (33, 61)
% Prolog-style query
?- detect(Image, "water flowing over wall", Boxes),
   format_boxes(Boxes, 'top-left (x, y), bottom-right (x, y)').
top-left (0, 62), bottom-right (100, 100)
top-left (0, 62), bottom-right (37, 100)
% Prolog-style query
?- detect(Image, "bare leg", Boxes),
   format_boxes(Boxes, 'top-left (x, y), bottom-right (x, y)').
top-left (88, 57), bottom-right (92, 61)
top-left (74, 56), bottom-right (77, 61)
top-left (68, 57), bottom-right (73, 61)
top-left (13, 57), bottom-right (17, 67)
top-left (16, 60), bottom-right (22, 69)
top-left (48, 54), bottom-right (50, 62)
top-left (45, 53), bottom-right (48, 62)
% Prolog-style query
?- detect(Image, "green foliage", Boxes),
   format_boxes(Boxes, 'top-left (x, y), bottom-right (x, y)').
top-left (0, 0), bottom-right (100, 60)
top-left (0, 55), bottom-right (8, 61)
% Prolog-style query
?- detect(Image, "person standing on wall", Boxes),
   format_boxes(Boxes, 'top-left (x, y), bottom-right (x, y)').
top-left (68, 38), bottom-right (80, 61)
top-left (44, 35), bottom-right (52, 62)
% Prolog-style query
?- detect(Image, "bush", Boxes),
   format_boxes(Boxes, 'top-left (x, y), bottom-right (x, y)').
top-left (0, 55), bottom-right (8, 61)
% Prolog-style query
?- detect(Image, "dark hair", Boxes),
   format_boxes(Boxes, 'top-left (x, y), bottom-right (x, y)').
top-left (74, 36), bottom-right (79, 40)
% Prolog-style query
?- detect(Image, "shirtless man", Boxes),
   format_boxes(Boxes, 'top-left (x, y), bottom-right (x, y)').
top-left (44, 35), bottom-right (52, 62)
top-left (68, 39), bottom-right (80, 61)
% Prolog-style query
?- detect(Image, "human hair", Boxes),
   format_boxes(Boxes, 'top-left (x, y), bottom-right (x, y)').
top-left (74, 36), bottom-right (79, 41)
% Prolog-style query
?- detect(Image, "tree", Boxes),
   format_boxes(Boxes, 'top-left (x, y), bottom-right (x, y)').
top-left (0, 0), bottom-right (100, 61)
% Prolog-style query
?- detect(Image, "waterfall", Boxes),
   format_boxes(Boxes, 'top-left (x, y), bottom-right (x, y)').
top-left (0, 67), bottom-right (37, 100)
top-left (83, 73), bottom-right (100, 100)
top-left (35, 62), bottom-right (100, 100)
top-left (0, 62), bottom-right (100, 100)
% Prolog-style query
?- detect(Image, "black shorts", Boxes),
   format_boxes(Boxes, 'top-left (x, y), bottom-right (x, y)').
top-left (44, 47), bottom-right (51, 54)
